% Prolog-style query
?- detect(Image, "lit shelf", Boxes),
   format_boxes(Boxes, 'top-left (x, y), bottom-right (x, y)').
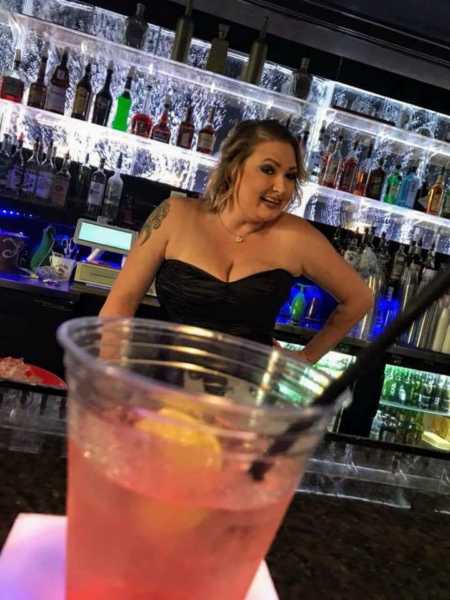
top-left (380, 399), bottom-right (450, 418)
top-left (0, 98), bottom-right (216, 191)
top-left (9, 12), bottom-right (311, 117)
top-left (298, 183), bottom-right (450, 254)
top-left (325, 107), bottom-right (450, 158)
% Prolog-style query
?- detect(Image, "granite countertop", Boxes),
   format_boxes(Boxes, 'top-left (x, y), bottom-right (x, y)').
top-left (1, 439), bottom-right (449, 600)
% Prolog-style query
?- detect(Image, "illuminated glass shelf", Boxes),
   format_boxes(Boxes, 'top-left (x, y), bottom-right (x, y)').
top-left (380, 399), bottom-right (450, 418)
top-left (325, 107), bottom-right (450, 158)
top-left (298, 183), bottom-right (450, 254)
top-left (0, 99), bottom-right (216, 192)
top-left (8, 12), bottom-right (310, 117)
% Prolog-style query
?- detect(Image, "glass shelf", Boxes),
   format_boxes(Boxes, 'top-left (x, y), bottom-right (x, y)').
top-left (0, 98), bottom-right (216, 192)
top-left (380, 399), bottom-right (450, 418)
top-left (299, 183), bottom-right (450, 254)
top-left (8, 12), bottom-right (310, 117)
top-left (325, 107), bottom-right (450, 158)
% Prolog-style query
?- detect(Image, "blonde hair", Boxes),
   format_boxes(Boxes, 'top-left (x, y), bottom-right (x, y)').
top-left (203, 119), bottom-right (307, 213)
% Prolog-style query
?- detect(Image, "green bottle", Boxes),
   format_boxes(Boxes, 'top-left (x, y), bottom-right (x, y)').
top-left (383, 164), bottom-right (402, 204)
top-left (112, 66), bottom-right (135, 132)
top-left (290, 286), bottom-right (306, 323)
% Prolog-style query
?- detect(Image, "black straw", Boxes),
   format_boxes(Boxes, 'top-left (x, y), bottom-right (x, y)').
top-left (249, 266), bottom-right (450, 481)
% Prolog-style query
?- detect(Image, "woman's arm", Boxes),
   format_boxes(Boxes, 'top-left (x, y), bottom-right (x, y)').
top-left (99, 198), bottom-right (172, 318)
top-left (293, 222), bottom-right (374, 364)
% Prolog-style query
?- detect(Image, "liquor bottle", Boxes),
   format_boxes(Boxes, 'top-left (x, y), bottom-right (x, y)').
top-left (397, 166), bottom-right (420, 208)
top-left (22, 140), bottom-right (41, 200)
top-left (71, 62), bottom-right (93, 121)
top-left (196, 106), bottom-right (216, 154)
top-left (293, 57), bottom-right (312, 100)
top-left (74, 153), bottom-right (91, 209)
top-left (352, 143), bottom-right (373, 196)
top-left (86, 157), bottom-right (107, 218)
top-left (337, 140), bottom-right (359, 192)
top-left (131, 84), bottom-right (153, 138)
top-left (240, 17), bottom-right (269, 85)
top-left (321, 136), bottom-right (344, 188)
top-left (205, 25), bottom-right (229, 74)
top-left (35, 142), bottom-right (55, 202)
top-left (27, 51), bottom-right (48, 109)
top-left (124, 3), bottom-right (148, 50)
top-left (382, 164), bottom-right (402, 204)
top-left (441, 187), bottom-right (450, 219)
top-left (176, 102), bottom-right (195, 149)
top-left (7, 135), bottom-right (25, 197)
top-left (50, 152), bottom-right (71, 208)
top-left (92, 62), bottom-right (114, 127)
top-left (318, 136), bottom-right (335, 184)
top-left (151, 97), bottom-right (171, 143)
top-left (365, 159), bottom-right (386, 200)
top-left (100, 153), bottom-right (124, 224)
top-left (111, 67), bottom-right (135, 132)
top-left (171, 0), bottom-right (194, 63)
top-left (1, 50), bottom-right (24, 104)
top-left (45, 47), bottom-right (70, 115)
top-left (426, 168), bottom-right (445, 215)
top-left (0, 49), bottom-right (25, 103)
top-left (0, 134), bottom-right (12, 192)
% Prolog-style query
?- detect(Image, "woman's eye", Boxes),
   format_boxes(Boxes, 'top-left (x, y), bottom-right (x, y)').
top-left (286, 173), bottom-right (297, 181)
top-left (260, 165), bottom-right (275, 175)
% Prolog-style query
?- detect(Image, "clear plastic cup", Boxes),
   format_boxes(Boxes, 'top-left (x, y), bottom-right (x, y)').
top-left (57, 317), bottom-right (348, 600)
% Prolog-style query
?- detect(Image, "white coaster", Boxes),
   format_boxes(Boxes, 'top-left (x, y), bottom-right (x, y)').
top-left (0, 514), bottom-right (279, 600)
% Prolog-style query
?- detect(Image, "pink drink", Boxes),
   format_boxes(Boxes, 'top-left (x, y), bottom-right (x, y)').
top-left (58, 318), bottom-right (338, 600)
top-left (66, 400), bottom-right (304, 600)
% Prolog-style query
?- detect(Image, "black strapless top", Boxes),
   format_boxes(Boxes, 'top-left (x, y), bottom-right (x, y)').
top-left (155, 259), bottom-right (294, 346)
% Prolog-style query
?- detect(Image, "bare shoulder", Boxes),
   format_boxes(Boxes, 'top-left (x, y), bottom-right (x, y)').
top-left (277, 212), bottom-right (324, 241)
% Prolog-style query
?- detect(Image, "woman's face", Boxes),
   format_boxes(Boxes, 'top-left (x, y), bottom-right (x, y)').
top-left (232, 140), bottom-right (298, 223)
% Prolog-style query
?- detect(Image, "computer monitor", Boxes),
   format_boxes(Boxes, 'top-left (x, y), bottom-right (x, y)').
top-left (73, 219), bottom-right (137, 255)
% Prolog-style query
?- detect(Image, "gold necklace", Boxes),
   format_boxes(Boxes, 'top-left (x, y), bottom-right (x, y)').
top-left (218, 213), bottom-right (245, 243)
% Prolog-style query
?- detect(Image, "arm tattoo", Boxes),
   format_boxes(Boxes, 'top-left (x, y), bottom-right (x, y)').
top-left (139, 200), bottom-right (170, 246)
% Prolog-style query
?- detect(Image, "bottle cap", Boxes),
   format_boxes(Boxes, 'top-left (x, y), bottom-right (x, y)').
top-left (136, 3), bottom-right (146, 17)
top-left (218, 24), bottom-right (230, 39)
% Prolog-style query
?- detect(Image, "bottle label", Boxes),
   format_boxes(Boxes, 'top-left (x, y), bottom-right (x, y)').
top-left (152, 128), bottom-right (171, 143)
top-left (88, 182), bottom-right (106, 206)
top-left (7, 165), bottom-right (24, 191)
top-left (134, 119), bottom-right (151, 137)
top-left (0, 76), bottom-right (24, 101)
top-left (93, 97), bottom-right (112, 125)
top-left (197, 132), bottom-right (215, 153)
top-left (45, 84), bottom-right (67, 114)
top-left (0, 157), bottom-right (10, 185)
top-left (22, 170), bottom-right (38, 194)
top-left (28, 84), bottom-right (46, 108)
top-left (51, 177), bottom-right (70, 207)
top-left (72, 88), bottom-right (91, 117)
top-left (367, 174), bottom-right (384, 198)
top-left (178, 129), bottom-right (193, 149)
top-left (35, 172), bottom-right (54, 200)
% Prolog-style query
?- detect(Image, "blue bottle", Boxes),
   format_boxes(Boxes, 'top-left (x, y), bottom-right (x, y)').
top-left (397, 167), bottom-right (420, 208)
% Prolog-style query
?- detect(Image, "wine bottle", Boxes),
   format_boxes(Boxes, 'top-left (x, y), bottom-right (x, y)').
top-left (171, 0), bottom-right (194, 63)
top-left (45, 47), bottom-right (70, 115)
top-left (71, 62), bottom-right (93, 121)
top-left (27, 51), bottom-right (48, 109)
top-left (205, 25), bottom-right (229, 74)
top-left (240, 17), bottom-right (268, 85)
top-left (92, 62), bottom-right (114, 127)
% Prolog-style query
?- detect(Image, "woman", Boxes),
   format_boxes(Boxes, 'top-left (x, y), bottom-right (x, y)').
top-left (100, 120), bottom-right (373, 363)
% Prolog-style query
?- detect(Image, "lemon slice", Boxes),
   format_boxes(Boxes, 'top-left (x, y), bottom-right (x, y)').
top-left (135, 407), bottom-right (222, 473)
top-left (134, 408), bottom-right (222, 533)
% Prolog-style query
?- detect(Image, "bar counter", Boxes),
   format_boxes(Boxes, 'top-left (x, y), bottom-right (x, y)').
top-left (1, 438), bottom-right (449, 600)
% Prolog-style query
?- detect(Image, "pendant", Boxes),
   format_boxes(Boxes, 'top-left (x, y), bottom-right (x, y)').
top-left (235, 235), bottom-right (244, 243)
